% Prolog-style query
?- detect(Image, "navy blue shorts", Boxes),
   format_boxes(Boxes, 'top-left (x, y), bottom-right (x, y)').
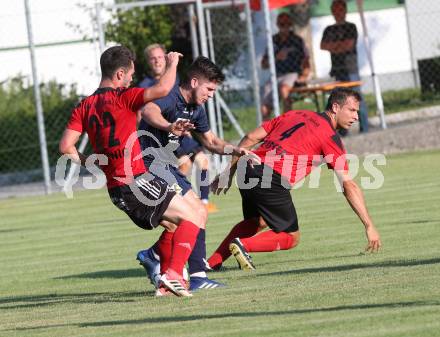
top-left (146, 160), bottom-right (193, 196)
top-left (168, 165), bottom-right (192, 195)
top-left (175, 136), bottom-right (203, 158)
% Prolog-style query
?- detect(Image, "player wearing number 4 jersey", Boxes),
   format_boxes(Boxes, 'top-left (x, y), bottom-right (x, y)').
top-left (208, 87), bottom-right (381, 271)
top-left (59, 45), bottom-right (204, 297)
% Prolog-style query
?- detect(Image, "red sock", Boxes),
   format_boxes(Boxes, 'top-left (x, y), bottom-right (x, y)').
top-left (168, 220), bottom-right (200, 277)
top-left (208, 218), bottom-right (260, 269)
top-left (155, 230), bottom-right (174, 274)
top-left (241, 230), bottom-right (295, 252)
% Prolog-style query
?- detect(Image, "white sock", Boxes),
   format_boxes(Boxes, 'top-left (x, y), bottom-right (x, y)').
top-left (151, 248), bottom-right (160, 261)
top-left (190, 271), bottom-right (207, 278)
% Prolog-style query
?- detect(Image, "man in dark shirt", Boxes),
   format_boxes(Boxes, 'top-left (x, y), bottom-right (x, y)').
top-left (208, 87), bottom-right (381, 271)
top-left (261, 12), bottom-right (310, 119)
top-left (321, 0), bottom-right (369, 133)
top-left (138, 44), bottom-right (217, 213)
top-left (138, 56), bottom-right (258, 291)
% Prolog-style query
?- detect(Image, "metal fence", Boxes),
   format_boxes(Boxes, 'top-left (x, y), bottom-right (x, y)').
top-left (0, 0), bottom-right (99, 197)
top-left (1, 0), bottom-right (440, 198)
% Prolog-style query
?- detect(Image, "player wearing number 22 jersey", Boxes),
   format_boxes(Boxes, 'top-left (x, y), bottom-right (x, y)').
top-left (67, 87), bottom-right (146, 188)
top-left (208, 88), bottom-right (382, 271)
top-left (60, 45), bottom-right (208, 297)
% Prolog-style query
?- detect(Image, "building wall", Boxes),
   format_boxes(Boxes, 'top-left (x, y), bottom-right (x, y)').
top-left (0, 0), bottom-right (107, 95)
top-left (311, 7), bottom-right (413, 84)
top-left (406, 0), bottom-right (440, 62)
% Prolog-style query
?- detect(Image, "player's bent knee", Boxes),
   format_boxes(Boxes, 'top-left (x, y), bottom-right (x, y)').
top-left (181, 200), bottom-right (205, 229)
top-left (288, 231), bottom-right (300, 247)
top-left (194, 151), bottom-right (209, 170)
top-left (163, 194), bottom-right (202, 228)
top-left (178, 159), bottom-right (192, 177)
top-left (160, 220), bottom-right (177, 232)
top-left (258, 216), bottom-right (268, 231)
top-left (179, 211), bottom-right (203, 229)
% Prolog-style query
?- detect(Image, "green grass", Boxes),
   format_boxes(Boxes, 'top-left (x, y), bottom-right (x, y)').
top-left (1, 150), bottom-right (440, 336)
top-left (364, 89), bottom-right (440, 115)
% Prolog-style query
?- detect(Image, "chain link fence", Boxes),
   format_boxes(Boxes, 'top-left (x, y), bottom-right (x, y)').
top-left (406, 1), bottom-right (440, 99)
top-left (1, 0), bottom-right (440, 198)
top-left (0, 1), bottom-right (99, 197)
top-left (205, 1), bottom-right (260, 140)
top-left (258, 0), bottom-right (440, 130)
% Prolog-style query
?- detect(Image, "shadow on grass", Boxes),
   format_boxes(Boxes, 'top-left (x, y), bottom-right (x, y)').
top-left (54, 257), bottom-right (440, 281)
top-left (54, 268), bottom-right (144, 280)
top-left (57, 265), bottom-right (242, 279)
top-left (0, 290), bottom-right (151, 310)
top-left (257, 257), bottom-right (440, 278)
top-left (0, 228), bottom-right (29, 234)
top-left (257, 254), bottom-right (364, 268)
top-left (5, 300), bottom-right (439, 331)
top-left (400, 219), bottom-right (440, 225)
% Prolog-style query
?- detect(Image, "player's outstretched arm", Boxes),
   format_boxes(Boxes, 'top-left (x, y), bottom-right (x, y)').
top-left (210, 126), bottom-right (267, 195)
top-left (142, 52), bottom-right (182, 103)
top-left (141, 102), bottom-right (194, 136)
top-left (337, 170), bottom-right (382, 252)
top-left (195, 130), bottom-right (260, 159)
top-left (59, 128), bottom-right (87, 166)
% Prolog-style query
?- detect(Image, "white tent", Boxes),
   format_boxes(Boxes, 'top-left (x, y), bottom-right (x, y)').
top-left (259, 0), bottom-right (387, 128)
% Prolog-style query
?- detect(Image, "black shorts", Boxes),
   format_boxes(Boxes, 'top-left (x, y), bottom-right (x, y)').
top-left (239, 164), bottom-right (298, 233)
top-left (108, 174), bottom-right (176, 230)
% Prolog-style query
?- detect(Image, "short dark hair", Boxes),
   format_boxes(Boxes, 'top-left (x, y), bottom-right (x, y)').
top-left (331, 0), bottom-right (347, 10)
top-left (277, 12), bottom-right (292, 26)
top-left (183, 56), bottom-right (225, 85)
top-left (325, 87), bottom-right (361, 111)
top-left (100, 45), bottom-right (136, 79)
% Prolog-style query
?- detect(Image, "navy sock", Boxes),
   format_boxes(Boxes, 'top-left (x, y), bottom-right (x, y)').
top-left (199, 169), bottom-right (209, 201)
top-left (188, 229), bottom-right (207, 275)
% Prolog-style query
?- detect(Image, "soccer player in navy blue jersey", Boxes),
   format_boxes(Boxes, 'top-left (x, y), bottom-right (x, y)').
top-left (138, 43), bottom-right (216, 212)
top-left (209, 88), bottom-right (381, 271)
top-left (137, 56), bottom-right (259, 291)
top-left (59, 45), bottom-right (205, 297)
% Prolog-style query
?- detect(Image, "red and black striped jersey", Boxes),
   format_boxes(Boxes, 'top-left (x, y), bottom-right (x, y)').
top-left (66, 87), bottom-right (146, 188)
top-left (253, 110), bottom-right (348, 186)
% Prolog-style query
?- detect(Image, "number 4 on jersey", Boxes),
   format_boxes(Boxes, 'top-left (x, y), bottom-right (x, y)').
top-left (279, 122), bottom-right (305, 141)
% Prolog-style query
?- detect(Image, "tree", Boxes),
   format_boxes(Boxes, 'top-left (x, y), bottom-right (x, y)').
top-left (105, 5), bottom-right (175, 83)
top-left (104, 2), bottom-right (247, 84)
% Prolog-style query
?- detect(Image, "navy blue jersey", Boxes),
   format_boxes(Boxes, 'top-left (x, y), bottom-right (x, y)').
top-left (138, 75), bottom-right (180, 89)
top-left (138, 76), bottom-right (157, 88)
top-left (139, 85), bottom-right (210, 165)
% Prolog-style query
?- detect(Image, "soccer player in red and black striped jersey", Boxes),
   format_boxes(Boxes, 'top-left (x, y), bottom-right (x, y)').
top-left (208, 87), bottom-right (381, 270)
top-left (59, 45), bottom-right (205, 297)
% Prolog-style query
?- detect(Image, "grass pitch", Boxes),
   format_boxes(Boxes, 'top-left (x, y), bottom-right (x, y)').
top-left (1, 150), bottom-right (439, 337)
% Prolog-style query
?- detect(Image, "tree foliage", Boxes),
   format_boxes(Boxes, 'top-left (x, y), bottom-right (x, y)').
top-left (105, 5), bottom-right (177, 83)
top-left (104, 3), bottom-right (246, 84)
top-left (0, 77), bottom-right (79, 173)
